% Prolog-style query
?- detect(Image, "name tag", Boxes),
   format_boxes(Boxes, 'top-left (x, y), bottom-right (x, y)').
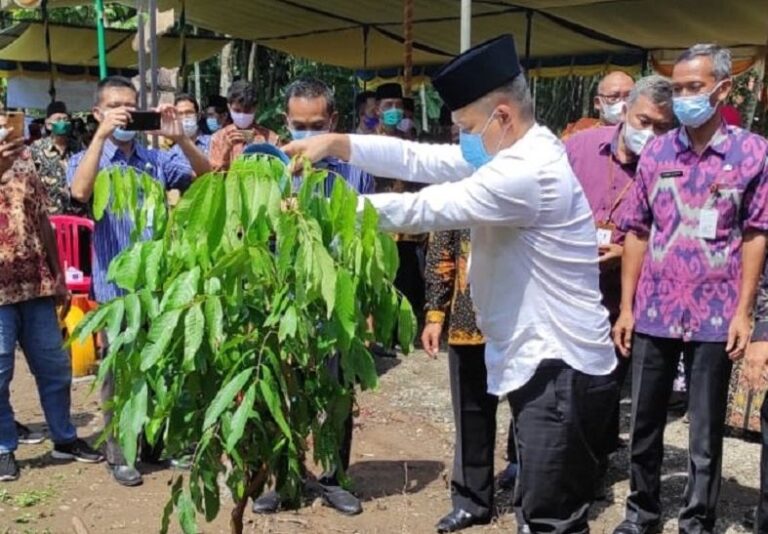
top-left (596, 222), bottom-right (615, 246)
top-left (698, 209), bottom-right (719, 240)
top-left (660, 170), bottom-right (684, 179)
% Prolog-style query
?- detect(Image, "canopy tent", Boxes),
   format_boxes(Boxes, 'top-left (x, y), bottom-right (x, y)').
top-left (0, 21), bottom-right (226, 78)
top-left (108, 0), bottom-right (767, 76)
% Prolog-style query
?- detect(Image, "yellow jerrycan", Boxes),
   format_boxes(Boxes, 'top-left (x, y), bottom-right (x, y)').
top-left (60, 296), bottom-right (98, 378)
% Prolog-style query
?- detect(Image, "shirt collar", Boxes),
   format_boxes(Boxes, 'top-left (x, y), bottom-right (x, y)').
top-left (103, 138), bottom-right (144, 162)
top-left (598, 123), bottom-right (624, 159)
top-left (674, 120), bottom-right (730, 156)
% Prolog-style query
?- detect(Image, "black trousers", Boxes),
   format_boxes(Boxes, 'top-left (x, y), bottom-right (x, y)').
top-left (394, 241), bottom-right (425, 326)
top-left (509, 360), bottom-right (613, 534)
top-left (625, 334), bottom-right (732, 533)
top-left (319, 352), bottom-right (354, 485)
top-left (448, 345), bottom-right (516, 518)
top-left (759, 395), bottom-right (768, 533)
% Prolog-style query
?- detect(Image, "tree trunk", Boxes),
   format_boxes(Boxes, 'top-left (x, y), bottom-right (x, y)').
top-left (247, 43), bottom-right (258, 84)
top-left (230, 466), bottom-right (267, 534)
top-left (220, 41), bottom-right (234, 96)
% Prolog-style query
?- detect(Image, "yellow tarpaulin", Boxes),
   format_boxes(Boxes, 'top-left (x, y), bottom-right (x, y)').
top-left (0, 21), bottom-right (226, 78)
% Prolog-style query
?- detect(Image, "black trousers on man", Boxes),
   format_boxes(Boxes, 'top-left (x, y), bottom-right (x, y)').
top-left (758, 394), bottom-right (768, 533)
top-left (625, 334), bottom-right (732, 533)
top-left (319, 352), bottom-right (354, 485)
top-left (448, 344), bottom-right (516, 518)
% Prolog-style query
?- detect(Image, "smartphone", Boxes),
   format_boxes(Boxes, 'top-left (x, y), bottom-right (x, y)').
top-left (125, 111), bottom-right (161, 131)
top-left (5, 111), bottom-right (24, 141)
top-left (238, 129), bottom-right (255, 144)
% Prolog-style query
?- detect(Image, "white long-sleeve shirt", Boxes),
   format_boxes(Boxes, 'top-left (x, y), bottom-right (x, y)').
top-left (350, 124), bottom-right (616, 395)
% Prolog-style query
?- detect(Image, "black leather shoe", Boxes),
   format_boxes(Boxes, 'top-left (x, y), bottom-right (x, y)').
top-left (321, 485), bottom-right (362, 516)
top-left (612, 520), bottom-right (660, 534)
top-left (436, 509), bottom-right (490, 533)
top-left (743, 507), bottom-right (757, 531)
top-left (108, 464), bottom-right (143, 487)
top-left (498, 462), bottom-right (518, 490)
top-left (252, 490), bottom-right (281, 514)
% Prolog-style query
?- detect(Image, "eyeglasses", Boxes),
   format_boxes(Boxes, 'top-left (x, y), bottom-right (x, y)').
top-left (598, 93), bottom-right (631, 105)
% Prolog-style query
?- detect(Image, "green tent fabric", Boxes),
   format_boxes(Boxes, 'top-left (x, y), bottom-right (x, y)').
top-left (10, 1), bottom-right (768, 70)
top-left (0, 21), bottom-right (226, 72)
top-left (151, 0), bottom-right (768, 69)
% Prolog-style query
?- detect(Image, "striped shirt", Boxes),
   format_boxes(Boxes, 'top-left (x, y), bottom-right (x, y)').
top-left (318, 158), bottom-right (375, 196)
top-left (66, 139), bottom-right (194, 302)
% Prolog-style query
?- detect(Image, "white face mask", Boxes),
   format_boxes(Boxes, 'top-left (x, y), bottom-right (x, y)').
top-left (397, 118), bottom-right (414, 133)
top-left (600, 100), bottom-right (625, 125)
top-left (623, 122), bottom-right (655, 155)
top-left (0, 127), bottom-right (8, 143)
top-left (182, 117), bottom-right (198, 138)
top-left (230, 111), bottom-right (255, 129)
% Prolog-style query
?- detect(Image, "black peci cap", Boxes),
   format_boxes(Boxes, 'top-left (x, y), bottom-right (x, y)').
top-left (375, 83), bottom-right (403, 101)
top-left (207, 95), bottom-right (228, 109)
top-left (46, 100), bottom-right (68, 118)
top-left (431, 34), bottom-right (522, 112)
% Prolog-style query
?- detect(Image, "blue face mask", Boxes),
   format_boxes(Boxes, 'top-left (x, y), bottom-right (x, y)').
top-left (673, 82), bottom-right (723, 128)
top-left (381, 108), bottom-right (404, 127)
top-left (459, 113), bottom-right (498, 170)
top-left (113, 128), bottom-right (137, 143)
top-left (289, 128), bottom-right (329, 141)
top-left (206, 117), bottom-right (221, 133)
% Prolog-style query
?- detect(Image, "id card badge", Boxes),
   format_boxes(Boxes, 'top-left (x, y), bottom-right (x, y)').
top-left (698, 209), bottom-right (719, 240)
top-left (596, 222), bottom-right (615, 247)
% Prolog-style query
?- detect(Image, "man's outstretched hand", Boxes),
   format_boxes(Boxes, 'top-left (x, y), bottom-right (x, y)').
top-left (283, 133), bottom-right (350, 173)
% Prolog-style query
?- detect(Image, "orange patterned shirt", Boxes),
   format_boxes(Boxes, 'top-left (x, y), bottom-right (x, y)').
top-left (208, 123), bottom-right (280, 172)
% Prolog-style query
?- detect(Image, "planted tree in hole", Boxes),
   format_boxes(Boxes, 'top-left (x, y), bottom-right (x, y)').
top-left (72, 157), bottom-right (416, 534)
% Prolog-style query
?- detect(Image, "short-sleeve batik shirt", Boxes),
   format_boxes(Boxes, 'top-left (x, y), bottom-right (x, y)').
top-left (0, 156), bottom-right (57, 306)
top-left (619, 122), bottom-right (768, 342)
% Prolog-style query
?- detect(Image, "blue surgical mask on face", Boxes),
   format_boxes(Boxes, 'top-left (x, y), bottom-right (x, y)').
top-left (206, 117), bottom-right (220, 133)
top-left (381, 108), bottom-right (404, 127)
top-left (459, 113), bottom-right (498, 170)
top-left (289, 128), bottom-right (329, 141)
top-left (113, 128), bottom-right (137, 143)
top-left (673, 81), bottom-right (723, 128)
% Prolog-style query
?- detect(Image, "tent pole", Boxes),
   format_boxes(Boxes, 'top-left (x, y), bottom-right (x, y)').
top-left (524, 10), bottom-right (533, 70)
top-left (42, 0), bottom-right (56, 101)
top-left (362, 25), bottom-right (369, 90)
top-left (94, 0), bottom-right (107, 79)
top-left (403, 0), bottom-right (413, 97)
top-left (460, 0), bottom-right (471, 52)
top-left (137, 0), bottom-right (147, 109)
top-left (149, 0), bottom-right (158, 109)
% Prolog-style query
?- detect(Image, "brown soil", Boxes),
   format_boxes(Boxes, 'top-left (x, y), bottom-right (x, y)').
top-left (0, 350), bottom-right (759, 534)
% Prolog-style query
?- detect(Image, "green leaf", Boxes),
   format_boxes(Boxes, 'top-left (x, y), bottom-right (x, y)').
top-left (258, 365), bottom-right (292, 440)
top-left (72, 302), bottom-right (113, 344)
top-left (177, 487), bottom-right (197, 534)
top-left (226, 383), bottom-right (256, 452)
top-left (123, 293), bottom-right (142, 344)
top-left (183, 303), bottom-right (205, 372)
top-left (107, 243), bottom-right (143, 291)
top-left (314, 246), bottom-right (337, 317)
top-left (161, 476), bottom-right (183, 534)
top-left (278, 306), bottom-right (298, 342)
top-left (204, 296), bottom-right (224, 351)
top-left (202, 368), bottom-right (253, 430)
top-left (159, 267), bottom-right (201, 312)
top-left (104, 299), bottom-right (125, 345)
top-left (92, 169), bottom-right (111, 221)
top-left (141, 240), bottom-right (164, 291)
top-left (140, 309), bottom-right (183, 371)
top-left (397, 296), bottom-right (417, 354)
top-left (341, 338), bottom-right (378, 390)
top-left (333, 269), bottom-right (356, 350)
top-left (138, 288), bottom-right (160, 320)
top-left (118, 378), bottom-right (148, 466)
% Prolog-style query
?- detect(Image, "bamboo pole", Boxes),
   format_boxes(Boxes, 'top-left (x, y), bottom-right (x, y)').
top-left (403, 0), bottom-right (413, 97)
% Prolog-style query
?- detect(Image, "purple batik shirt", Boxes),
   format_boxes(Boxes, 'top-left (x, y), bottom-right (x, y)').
top-left (619, 122), bottom-right (768, 342)
top-left (566, 124), bottom-right (638, 319)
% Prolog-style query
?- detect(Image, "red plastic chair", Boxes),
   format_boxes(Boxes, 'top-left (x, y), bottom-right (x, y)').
top-left (49, 215), bottom-right (94, 294)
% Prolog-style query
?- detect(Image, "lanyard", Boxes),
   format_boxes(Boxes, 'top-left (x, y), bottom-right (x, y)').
top-left (601, 157), bottom-right (634, 224)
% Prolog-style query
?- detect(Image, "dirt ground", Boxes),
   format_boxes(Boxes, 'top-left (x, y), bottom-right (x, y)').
top-left (0, 349), bottom-right (761, 534)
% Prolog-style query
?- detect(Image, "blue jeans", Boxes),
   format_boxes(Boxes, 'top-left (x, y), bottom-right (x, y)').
top-left (0, 297), bottom-right (77, 453)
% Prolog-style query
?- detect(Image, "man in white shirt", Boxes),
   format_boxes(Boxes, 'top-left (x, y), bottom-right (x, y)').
top-left (284, 34), bottom-right (616, 533)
